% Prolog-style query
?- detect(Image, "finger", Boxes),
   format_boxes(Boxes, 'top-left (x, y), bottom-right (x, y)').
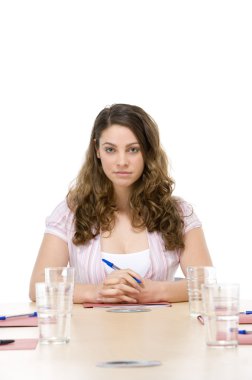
top-left (103, 276), bottom-right (126, 286)
top-left (105, 270), bottom-right (142, 289)
top-left (125, 269), bottom-right (143, 285)
top-left (99, 283), bottom-right (140, 296)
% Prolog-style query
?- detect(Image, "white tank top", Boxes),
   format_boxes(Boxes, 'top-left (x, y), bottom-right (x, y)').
top-left (101, 249), bottom-right (151, 277)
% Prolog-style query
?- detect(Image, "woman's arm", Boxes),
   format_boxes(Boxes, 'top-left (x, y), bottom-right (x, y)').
top-left (29, 234), bottom-right (69, 301)
top-left (180, 226), bottom-right (213, 271)
top-left (29, 234), bottom-right (100, 304)
top-left (136, 227), bottom-right (213, 303)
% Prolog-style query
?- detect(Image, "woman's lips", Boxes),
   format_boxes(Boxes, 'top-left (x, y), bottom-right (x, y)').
top-left (114, 171), bottom-right (132, 175)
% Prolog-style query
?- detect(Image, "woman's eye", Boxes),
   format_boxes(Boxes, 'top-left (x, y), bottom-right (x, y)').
top-left (104, 147), bottom-right (114, 153)
top-left (129, 147), bottom-right (140, 153)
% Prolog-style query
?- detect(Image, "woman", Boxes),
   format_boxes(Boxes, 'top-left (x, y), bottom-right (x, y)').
top-left (29, 103), bottom-right (212, 303)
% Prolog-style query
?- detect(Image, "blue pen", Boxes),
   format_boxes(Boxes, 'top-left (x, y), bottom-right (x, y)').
top-left (0, 312), bottom-right (37, 321)
top-left (102, 258), bottom-right (142, 284)
top-left (239, 330), bottom-right (252, 334)
top-left (240, 311), bottom-right (252, 314)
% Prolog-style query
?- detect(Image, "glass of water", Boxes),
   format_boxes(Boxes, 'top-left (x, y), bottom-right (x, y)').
top-left (186, 266), bottom-right (216, 317)
top-left (35, 282), bottom-right (73, 344)
top-left (201, 283), bottom-right (240, 348)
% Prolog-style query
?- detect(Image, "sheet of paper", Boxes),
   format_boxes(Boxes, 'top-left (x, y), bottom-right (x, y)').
top-left (0, 316), bottom-right (38, 327)
top-left (239, 314), bottom-right (252, 324)
top-left (0, 339), bottom-right (38, 351)
top-left (238, 334), bottom-right (252, 345)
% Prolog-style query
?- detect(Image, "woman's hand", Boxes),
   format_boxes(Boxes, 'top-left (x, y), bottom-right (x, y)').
top-left (135, 278), bottom-right (188, 304)
top-left (134, 279), bottom-right (163, 304)
top-left (97, 269), bottom-right (143, 303)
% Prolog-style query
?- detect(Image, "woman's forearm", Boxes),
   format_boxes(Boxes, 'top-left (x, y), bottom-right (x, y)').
top-left (137, 279), bottom-right (188, 304)
top-left (73, 283), bottom-right (99, 304)
top-left (159, 279), bottom-right (188, 303)
top-left (30, 281), bottom-right (99, 304)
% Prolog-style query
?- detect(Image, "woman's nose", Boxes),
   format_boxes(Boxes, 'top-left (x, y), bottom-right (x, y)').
top-left (116, 152), bottom-right (128, 166)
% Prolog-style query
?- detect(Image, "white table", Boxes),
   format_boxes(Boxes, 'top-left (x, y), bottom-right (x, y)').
top-left (0, 301), bottom-right (252, 380)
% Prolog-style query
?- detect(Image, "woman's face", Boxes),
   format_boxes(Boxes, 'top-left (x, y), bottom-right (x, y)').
top-left (96, 124), bottom-right (144, 191)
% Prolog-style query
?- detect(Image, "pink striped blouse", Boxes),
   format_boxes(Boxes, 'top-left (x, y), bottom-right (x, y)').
top-left (45, 199), bottom-right (201, 284)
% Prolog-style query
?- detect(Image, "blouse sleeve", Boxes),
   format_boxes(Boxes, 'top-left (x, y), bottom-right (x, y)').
top-left (178, 199), bottom-right (202, 234)
top-left (45, 200), bottom-right (74, 242)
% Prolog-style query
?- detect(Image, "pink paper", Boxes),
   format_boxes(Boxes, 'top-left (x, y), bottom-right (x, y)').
top-left (0, 316), bottom-right (38, 328)
top-left (239, 314), bottom-right (252, 324)
top-left (0, 339), bottom-right (38, 351)
top-left (238, 334), bottom-right (252, 345)
top-left (215, 331), bottom-right (252, 345)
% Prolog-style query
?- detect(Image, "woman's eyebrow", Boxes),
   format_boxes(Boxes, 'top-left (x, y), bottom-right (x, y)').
top-left (102, 142), bottom-right (139, 147)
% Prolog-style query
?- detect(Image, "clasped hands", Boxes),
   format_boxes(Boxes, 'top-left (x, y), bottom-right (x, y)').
top-left (96, 269), bottom-right (158, 304)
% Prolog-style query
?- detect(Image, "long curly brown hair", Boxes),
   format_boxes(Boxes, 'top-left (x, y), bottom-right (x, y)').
top-left (67, 103), bottom-right (185, 250)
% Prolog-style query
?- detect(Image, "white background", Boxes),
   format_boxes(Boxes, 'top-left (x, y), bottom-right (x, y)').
top-left (0, 0), bottom-right (251, 302)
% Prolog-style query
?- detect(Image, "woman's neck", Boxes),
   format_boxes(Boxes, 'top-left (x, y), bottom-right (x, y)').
top-left (114, 186), bottom-right (132, 213)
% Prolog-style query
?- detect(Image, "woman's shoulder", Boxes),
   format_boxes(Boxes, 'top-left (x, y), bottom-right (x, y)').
top-left (174, 197), bottom-right (202, 233)
top-left (46, 199), bottom-right (73, 221)
top-left (174, 197), bottom-right (193, 215)
top-left (45, 199), bottom-right (74, 241)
